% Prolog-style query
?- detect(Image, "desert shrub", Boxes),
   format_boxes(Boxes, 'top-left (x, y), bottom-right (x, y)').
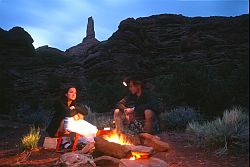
top-left (95, 113), bottom-right (114, 130)
top-left (187, 107), bottom-right (249, 152)
top-left (159, 106), bottom-right (203, 131)
top-left (21, 126), bottom-right (41, 150)
top-left (84, 105), bottom-right (113, 129)
top-left (83, 105), bottom-right (97, 125)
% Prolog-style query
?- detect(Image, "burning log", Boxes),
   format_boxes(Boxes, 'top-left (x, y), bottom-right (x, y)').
top-left (94, 136), bottom-right (132, 159)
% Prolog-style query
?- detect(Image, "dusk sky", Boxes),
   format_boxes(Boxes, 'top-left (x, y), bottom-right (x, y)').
top-left (0, 0), bottom-right (248, 51)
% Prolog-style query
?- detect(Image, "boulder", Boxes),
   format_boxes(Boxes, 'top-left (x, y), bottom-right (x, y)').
top-left (119, 157), bottom-right (168, 167)
top-left (125, 145), bottom-right (154, 156)
top-left (57, 152), bottom-right (96, 167)
top-left (94, 156), bottom-right (120, 167)
top-left (139, 133), bottom-right (170, 152)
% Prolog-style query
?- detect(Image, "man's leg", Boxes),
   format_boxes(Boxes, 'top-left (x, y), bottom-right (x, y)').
top-left (144, 109), bottom-right (153, 133)
top-left (114, 109), bottom-right (125, 133)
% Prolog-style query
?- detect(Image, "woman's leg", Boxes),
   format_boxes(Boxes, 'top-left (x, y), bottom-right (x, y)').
top-left (55, 119), bottom-right (69, 137)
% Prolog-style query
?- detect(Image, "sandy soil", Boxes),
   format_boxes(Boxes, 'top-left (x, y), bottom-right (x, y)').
top-left (0, 120), bottom-right (248, 167)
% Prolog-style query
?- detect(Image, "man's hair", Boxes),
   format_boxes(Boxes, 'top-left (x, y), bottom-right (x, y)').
top-left (122, 76), bottom-right (144, 87)
top-left (130, 79), bottom-right (143, 86)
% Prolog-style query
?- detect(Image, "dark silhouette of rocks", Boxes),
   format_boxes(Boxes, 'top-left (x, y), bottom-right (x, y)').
top-left (85, 16), bottom-right (95, 40)
top-left (80, 14), bottom-right (249, 114)
top-left (82, 14), bottom-right (249, 83)
top-left (36, 45), bottom-right (66, 57)
top-left (0, 14), bottom-right (248, 117)
top-left (65, 16), bottom-right (100, 57)
top-left (0, 27), bottom-right (73, 115)
top-left (0, 27), bottom-right (35, 57)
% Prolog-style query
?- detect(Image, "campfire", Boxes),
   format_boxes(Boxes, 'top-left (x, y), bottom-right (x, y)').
top-left (102, 132), bottom-right (149, 160)
top-left (95, 129), bottom-right (155, 160)
top-left (57, 129), bottom-right (170, 167)
top-left (102, 132), bottom-right (133, 146)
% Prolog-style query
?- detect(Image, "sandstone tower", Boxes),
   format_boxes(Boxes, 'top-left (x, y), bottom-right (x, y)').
top-left (65, 16), bottom-right (100, 56)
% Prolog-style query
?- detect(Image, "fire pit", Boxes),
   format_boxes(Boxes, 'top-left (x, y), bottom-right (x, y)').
top-left (94, 129), bottom-right (160, 161)
top-left (57, 129), bottom-right (170, 167)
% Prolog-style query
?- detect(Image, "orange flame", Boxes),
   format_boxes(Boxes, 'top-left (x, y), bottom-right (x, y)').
top-left (102, 133), bottom-right (133, 146)
top-left (97, 130), bottom-right (149, 160)
top-left (130, 152), bottom-right (150, 160)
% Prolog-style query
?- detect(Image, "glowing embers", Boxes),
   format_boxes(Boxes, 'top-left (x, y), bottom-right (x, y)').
top-left (129, 151), bottom-right (150, 160)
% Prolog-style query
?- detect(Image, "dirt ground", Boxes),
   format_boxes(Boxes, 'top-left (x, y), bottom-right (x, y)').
top-left (0, 120), bottom-right (248, 167)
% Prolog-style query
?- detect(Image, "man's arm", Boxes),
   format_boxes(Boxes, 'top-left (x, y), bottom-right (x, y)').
top-left (116, 96), bottom-right (129, 111)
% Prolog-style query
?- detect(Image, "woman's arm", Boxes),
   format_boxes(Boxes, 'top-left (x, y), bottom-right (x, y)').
top-left (74, 105), bottom-right (88, 115)
top-left (54, 99), bottom-right (78, 117)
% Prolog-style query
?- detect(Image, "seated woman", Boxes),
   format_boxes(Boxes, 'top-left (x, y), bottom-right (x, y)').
top-left (46, 86), bottom-right (98, 143)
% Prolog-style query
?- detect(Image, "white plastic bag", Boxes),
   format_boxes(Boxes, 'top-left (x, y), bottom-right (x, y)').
top-left (65, 117), bottom-right (98, 142)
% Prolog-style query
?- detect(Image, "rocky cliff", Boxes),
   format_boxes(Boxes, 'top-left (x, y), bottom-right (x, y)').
top-left (0, 14), bottom-right (248, 119)
top-left (0, 27), bottom-right (75, 119)
top-left (80, 14), bottom-right (249, 114)
top-left (82, 14), bottom-right (249, 82)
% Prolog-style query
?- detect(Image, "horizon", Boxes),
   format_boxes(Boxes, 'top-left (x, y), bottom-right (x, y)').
top-left (0, 0), bottom-right (249, 51)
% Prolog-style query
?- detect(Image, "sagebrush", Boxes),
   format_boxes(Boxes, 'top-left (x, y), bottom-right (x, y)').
top-left (84, 105), bottom-right (113, 129)
top-left (187, 107), bottom-right (249, 152)
top-left (159, 106), bottom-right (203, 131)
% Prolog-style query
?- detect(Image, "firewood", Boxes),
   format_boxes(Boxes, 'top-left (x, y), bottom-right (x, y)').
top-left (139, 133), bottom-right (170, 152)
top-left (94, 137), bottom-right (132, 159)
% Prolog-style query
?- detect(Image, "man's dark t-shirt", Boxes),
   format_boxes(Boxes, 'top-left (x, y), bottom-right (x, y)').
top-left (116, 90), bottom-right (158, 120)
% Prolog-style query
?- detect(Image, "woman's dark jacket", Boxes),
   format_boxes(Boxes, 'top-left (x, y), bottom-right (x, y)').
top-left (46, 96), bottom-right (88, 137)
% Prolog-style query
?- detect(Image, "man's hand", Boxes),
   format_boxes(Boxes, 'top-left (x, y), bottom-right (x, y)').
top-left (70, 106), bottom-right (75, 110)
top-left (124, 108), bottom-right (134, 114)
top-left (124, 108), bottom-right (135, 122)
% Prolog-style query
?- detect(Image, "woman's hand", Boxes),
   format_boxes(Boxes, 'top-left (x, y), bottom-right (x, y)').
top-left (77, 113), bottom-right (84, 120)
top-left (70, 106), bottom-right (75, 110)
top-left (73, 114), bottom-right (79, 120)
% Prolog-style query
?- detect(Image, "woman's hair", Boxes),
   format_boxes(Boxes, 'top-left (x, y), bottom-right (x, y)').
top-left (59, 85), bottom-right (78, 99)
top-left (63, 85), bottom-right (77, 94)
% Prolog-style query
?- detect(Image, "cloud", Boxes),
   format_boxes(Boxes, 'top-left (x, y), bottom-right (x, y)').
top-left (17, 0), bottom-right (98, 50)
top-left (1, 0), bottom-right (248, 50)
top-left (24, 26), bottom-right (52, 48)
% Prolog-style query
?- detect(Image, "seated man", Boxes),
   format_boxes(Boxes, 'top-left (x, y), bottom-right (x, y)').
top-left (114, 78), bottom-right (158, 134)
